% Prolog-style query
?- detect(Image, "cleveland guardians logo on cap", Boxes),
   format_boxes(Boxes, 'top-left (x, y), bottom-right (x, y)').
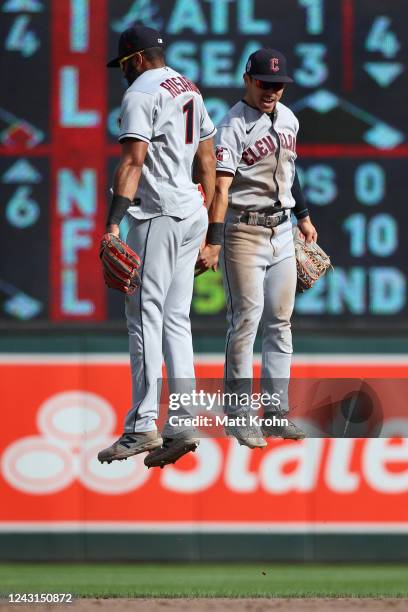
top-left (243, 48), bottom-right (294, 82)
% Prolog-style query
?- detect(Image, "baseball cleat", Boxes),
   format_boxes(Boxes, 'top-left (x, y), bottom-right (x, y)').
top-left (261, 417), bottom-right (306, 440)
top-left (224, 422), bottom-right (267, 449)
top-left (144, 436), bottom-right (200, 468)
top-left (98, 431), bottom-right (163, 463)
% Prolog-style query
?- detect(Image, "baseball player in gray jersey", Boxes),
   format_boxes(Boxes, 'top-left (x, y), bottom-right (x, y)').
top-left (98, 24), bottom-right (216, 467)
top-left (199, 48), bottom-right (317, 447)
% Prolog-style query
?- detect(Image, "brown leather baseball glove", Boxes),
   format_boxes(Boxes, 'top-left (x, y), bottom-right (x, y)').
top-left (99, 233), bottom-right (141, 294)
top-left (293, 226), bottom-right (333, 293)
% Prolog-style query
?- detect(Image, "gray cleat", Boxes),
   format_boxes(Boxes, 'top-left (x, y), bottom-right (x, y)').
top-left (144, 436), bottom-right (200, 468)
top-left (224, 417), bottom-right (267, 449)
top-left (98, 431), bottom-right (163, 463)
top-left (261, 415), bottom-right (306, 440)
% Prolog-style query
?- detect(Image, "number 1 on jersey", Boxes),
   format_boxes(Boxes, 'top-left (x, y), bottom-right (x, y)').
top-left (183, 98), bottom-right (194, 144)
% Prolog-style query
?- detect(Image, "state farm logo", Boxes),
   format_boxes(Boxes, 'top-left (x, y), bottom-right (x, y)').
top-left (1, 391), bottom-right (150, 495)
top-left (1, 390), bottom-right (221, 496)
top-left (2, 391), bottom-right (408, 497)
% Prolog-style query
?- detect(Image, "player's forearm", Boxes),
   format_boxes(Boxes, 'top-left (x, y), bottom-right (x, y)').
top-left (105, 162), bottom-right (142, 230)
top-left (194, 158), bottom-right (216, 207)
top-left (292, 169), bottom-right (309, 220)
top-left (194, 138), bottom-right (216, 206)
top-left (113, 160), bottom-right (142, 200)
top-left (204, 181), bottom-right (229, 246)
top-left (208, 181), bottom-right (229, 223)
top-left (199, 172), bottom-right (216, 209)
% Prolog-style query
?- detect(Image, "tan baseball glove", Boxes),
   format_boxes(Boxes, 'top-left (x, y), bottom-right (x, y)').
top-left (293, 226), bottom-right (333, 293)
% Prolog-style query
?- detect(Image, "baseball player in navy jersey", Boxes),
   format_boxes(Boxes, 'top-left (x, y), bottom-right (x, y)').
top-left (198, 48), bottom-right (317, 447)
top-left (98, 24), bottom-right (216, 467)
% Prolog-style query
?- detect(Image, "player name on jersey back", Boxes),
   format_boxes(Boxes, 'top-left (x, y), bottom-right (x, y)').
top-left (160, 75), bottom-right (201, 98)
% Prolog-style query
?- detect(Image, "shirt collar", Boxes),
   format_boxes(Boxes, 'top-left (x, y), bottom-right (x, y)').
top-left (241, 98), bottom-right (278, 121)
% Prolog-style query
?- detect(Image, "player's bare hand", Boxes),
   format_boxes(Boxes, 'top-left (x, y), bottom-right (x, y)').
top-left (199, 244), bottom-right (221, 271)
top-left (195, 241), bottom-right (212, 277)
top-left (297, 217), bottom-right (317, 243)
top-left (105, 224), bottom-right (120, 237)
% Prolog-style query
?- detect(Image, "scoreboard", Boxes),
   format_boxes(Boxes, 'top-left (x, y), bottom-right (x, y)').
top-left (0, 0), bottom-right (407, 330)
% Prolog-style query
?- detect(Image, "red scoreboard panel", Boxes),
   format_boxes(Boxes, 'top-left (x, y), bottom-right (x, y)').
top-left (0, 0), bottom-right (407, 329)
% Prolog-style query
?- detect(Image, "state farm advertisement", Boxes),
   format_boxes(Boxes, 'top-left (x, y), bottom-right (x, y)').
top-left (1, 356), bottom-right (408, 531)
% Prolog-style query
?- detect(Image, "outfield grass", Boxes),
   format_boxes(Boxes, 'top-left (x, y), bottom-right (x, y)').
top-left (1, 563), bottom-right (408, 598)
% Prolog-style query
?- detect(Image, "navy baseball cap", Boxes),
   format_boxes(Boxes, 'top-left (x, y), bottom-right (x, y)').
top-left (107, 24), bottom-right (165, 67)
top-left (245, 48), bottom-right (293, 83)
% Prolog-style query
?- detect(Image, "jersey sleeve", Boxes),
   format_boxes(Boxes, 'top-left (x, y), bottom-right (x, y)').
top-left (199, 102), bottom-right (216, 142)
top-left (215, 121), bottom-right (245, 175)
top-left (118, 91), bottom-right (155, 143)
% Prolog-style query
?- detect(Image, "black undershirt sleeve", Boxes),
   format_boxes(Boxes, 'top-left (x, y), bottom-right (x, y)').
top-left (292, 169), bottom-right (309, 220)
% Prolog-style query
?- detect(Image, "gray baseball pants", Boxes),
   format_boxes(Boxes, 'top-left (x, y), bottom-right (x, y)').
top-left (221, 211), bottom-right (297, 413)
top-left (124, 205), bottom-right (208, 434)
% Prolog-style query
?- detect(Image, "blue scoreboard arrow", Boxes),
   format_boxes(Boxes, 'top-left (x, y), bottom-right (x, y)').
top-left (364, 62), bottom-right (404, 87)
top-left (2, 159), bottom-right (42, 184)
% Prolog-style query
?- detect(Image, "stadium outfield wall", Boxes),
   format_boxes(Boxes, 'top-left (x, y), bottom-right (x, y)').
top-left (1, 353), bottom-right (408, 561)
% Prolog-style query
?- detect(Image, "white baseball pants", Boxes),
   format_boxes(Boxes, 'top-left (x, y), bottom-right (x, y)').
top-left (124, 205), bottom-right (208, 434)
top-left (221, 212), bottom-right (297, 413)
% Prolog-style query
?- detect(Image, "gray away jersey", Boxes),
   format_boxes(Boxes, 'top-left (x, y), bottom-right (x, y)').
top-left (119, 66), bottom-right (216, 220)
top-left (215, 100), bottom-right (298, 211)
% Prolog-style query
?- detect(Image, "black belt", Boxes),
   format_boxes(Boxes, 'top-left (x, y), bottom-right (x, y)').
top-left (239, 210), bottom-right (289, 228)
